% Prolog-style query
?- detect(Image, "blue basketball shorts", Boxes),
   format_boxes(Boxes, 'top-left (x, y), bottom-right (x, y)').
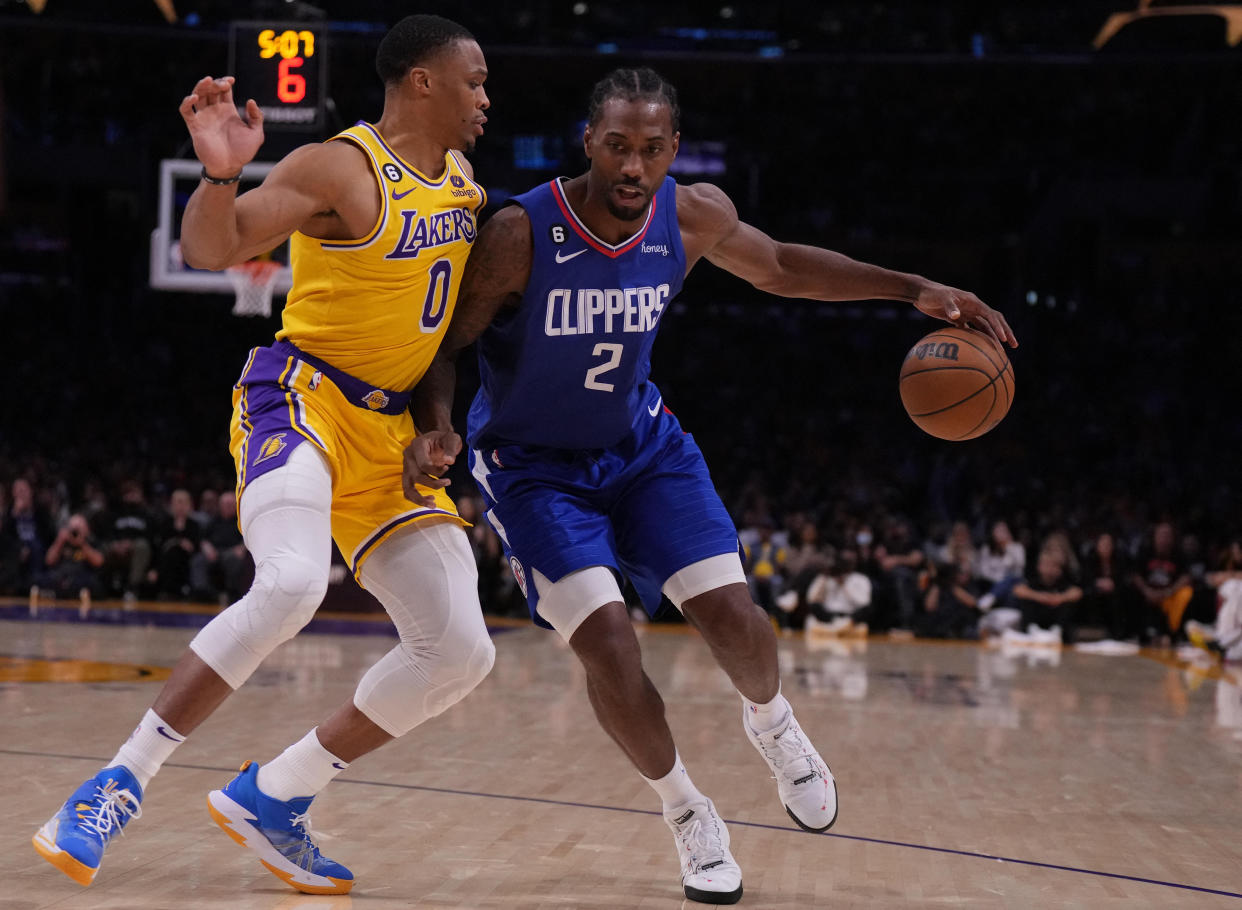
top-left (468, 406), bottom-right (741, 630)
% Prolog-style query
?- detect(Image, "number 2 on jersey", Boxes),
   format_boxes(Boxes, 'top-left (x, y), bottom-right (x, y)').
top-left (584, 343), bottom-right (623, 392)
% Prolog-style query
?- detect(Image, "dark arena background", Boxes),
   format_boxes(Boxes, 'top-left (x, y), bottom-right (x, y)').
top-left (2, 3), bottom-right (1242, 908)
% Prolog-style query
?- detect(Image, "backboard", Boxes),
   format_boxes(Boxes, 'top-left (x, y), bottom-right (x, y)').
top-left (149, 158), bottom-right (292, 295)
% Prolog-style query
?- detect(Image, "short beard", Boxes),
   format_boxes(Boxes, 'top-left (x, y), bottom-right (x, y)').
top-left (605, 196), bottom-right (648, 221)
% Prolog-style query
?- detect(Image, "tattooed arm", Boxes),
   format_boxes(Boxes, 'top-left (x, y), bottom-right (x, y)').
top-left (405, 205), bottom-right (532, 505)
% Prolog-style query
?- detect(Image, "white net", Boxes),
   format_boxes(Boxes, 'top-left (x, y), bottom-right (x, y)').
top-left (227, 261), bottom-right (282, 317)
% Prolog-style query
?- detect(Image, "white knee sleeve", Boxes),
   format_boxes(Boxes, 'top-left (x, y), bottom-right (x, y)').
top-left (189, 445), bottom-right (333, 689)
top-left (662, 553), bottom-right (747, 610)
top-left (533, 566), bottom-right (623, 642)
top-left (353, 521), bottom-right (495, 737)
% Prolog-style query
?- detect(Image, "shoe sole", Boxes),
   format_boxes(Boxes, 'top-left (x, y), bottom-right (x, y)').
top-left (785, 778), bottom-right (839, 833)
top-left (32, 828), bottom-right (96, 886)
top-left (684, 883), bottom-right (743, 905)
top-left (206, 790), bottom-right (354, 895)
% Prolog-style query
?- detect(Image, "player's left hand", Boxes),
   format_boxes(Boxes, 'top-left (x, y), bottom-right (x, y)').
top-left (914, 282), bottom-right (1018, 348)
top-left (402, 430), bottom-right (462, 507)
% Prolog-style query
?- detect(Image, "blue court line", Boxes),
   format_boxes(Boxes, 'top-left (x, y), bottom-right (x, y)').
top-left (5, 748), bottom-right (1238, 901)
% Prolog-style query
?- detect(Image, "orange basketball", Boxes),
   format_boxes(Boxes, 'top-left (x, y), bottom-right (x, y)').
top-left (899, 327), bottom-right (1014, 440)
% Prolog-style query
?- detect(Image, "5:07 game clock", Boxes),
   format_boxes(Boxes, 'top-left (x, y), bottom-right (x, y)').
top-left (228, 21), bottom-right (327, 132)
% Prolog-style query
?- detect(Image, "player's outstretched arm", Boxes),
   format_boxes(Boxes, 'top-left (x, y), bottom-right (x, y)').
top-left (404, 205), bottom-right (532, 506)
top-left (681, 182), bottom-right (1017, 348)
top-left (178, 76), bottom-right (346, 270)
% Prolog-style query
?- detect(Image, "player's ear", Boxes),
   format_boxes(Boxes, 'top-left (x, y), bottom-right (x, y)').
top-left (407, 66), bottom-right (432, 95)
top-left (582, 124), bottom-right (593, 160)
top-left (670, 132), bottom-right (679, 160)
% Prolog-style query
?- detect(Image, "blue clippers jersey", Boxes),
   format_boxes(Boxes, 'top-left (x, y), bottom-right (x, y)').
top-left (467, 177), bottom-right (686, 450)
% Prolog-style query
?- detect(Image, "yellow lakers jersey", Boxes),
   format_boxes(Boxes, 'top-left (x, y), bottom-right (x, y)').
top-left (277, 122), bottom-right (486, 391)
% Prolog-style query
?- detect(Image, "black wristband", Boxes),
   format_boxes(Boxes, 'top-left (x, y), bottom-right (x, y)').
top-left (201, 167), bottom-right (242, 186)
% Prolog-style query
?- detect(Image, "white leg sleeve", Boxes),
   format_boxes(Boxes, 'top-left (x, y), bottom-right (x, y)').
top-left (189, 444), bottom-right (332, 689)
top-left (662, 553), bottom-right (748, 611)
top-left (353, 521), bottom-right (496, 737)
top-left (532, 566), bottom-right (624, 643)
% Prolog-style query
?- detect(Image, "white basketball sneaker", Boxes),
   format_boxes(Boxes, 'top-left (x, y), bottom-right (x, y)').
top-left (745, 706), bottom-right (838, 832)
top-left (664, 798), bottom-right (743, 905)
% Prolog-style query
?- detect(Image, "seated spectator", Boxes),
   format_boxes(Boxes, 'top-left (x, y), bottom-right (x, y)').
top-left (1181, 530), bottom-right (1218, 629)
top-left (0, 508), bottom-right (23, 595)
top-left (7, 478), bottom-right (53, 593)
top-left (918, 560), bottom-right (979, 639)
top-left (192, 488), bottom-right (219, 530)
top-left (874, 518), bottom-right (925, 631)
top-left (776, 521), bottom-right (832, 623)
top-left (743, 519), bottom-right (787, 617)
top-left (977, 519), bottom-right (1026, 610)
top-left (784, 520), bottom-right (827, 589)
top-left (1014, 548), bottom-right (1084, 644)
top-left (806, 547), bottom-right (873, 636)
top-left (155, 488), bottom-right (201, 600)
top-left (41, 513), bottom-right (105, 605)
top-left (1130, 520), bottom-right (1193, 643)
top-left (1082, 531), bottom-right (1134, 641)
top-left (1187, 540), bottom-right (1242, 660)
top-left (190, 491), bottom-right (250, 603)
top-left (1041, 529), bottom-right (1081, 582)
top-left (103, 480), bottom-right (156, 601)
top-left (937, 520), bottom-right (979, 579)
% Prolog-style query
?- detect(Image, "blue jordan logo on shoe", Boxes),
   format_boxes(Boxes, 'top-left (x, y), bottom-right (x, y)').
top-left (32, 765), bottom-right (144, 886)
top-left (207, 761), bottom-right (354, 895)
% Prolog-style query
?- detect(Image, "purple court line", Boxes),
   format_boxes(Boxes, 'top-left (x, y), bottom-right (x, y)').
top-left (5, 749), bottom-right (1239, 901)
top-left (0, 603), bottom-right (518, 638)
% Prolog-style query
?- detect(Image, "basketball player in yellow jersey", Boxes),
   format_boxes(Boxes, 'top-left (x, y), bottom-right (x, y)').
top-left (32, 16), bottom-right (493, 896)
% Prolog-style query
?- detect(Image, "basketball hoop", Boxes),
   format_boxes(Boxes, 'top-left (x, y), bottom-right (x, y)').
top-left (227, 260), bottom-right (283, 317)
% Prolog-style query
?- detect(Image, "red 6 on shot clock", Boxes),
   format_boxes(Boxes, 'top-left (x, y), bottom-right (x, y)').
top-left (228, 20), bottom-right (327, 132)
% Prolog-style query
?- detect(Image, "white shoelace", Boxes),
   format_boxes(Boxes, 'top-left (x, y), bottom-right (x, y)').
top-left (759, 722), bottom-right (822, 785)
top-left (673, 815), bottom-right (727, 875)
top-left (284, 810), bottom-right (324, 871)
top-left (79, 786), bottom-right (142, 839)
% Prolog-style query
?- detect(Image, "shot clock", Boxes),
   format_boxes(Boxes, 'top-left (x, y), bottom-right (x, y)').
top-left (228, 21), bottom-right (327, 131)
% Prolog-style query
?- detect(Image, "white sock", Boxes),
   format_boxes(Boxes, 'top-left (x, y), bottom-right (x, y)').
top-left (742, 688), bottom-right (790, 735)
top-left (644, 751), bottom-right (705, 812)
top-left (109, 708), bottom-right (185, 791)
top-left (256, 728), bottom-right (349, 801)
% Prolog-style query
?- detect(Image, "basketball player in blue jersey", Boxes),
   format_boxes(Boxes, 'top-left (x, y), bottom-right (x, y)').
top-left (33, 16), bottom-right (495, 896)
top-left (405, 68), bottom-right (1018, 904)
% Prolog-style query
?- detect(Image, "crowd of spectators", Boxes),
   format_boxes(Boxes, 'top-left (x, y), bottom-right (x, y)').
top-left (743, 508), bottom-right (1242, 647)
top-left (1, 475), bottom-right (250, 608)
top-left (9, 430), bottom-right (1236, 656)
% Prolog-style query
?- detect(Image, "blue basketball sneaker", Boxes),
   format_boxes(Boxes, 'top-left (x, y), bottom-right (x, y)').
top-left (32, 765), bottom-right (144, 885)
top-left (207, 761), bottom-right (354, 895)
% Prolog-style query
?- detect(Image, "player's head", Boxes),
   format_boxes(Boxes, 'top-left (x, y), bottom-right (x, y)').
top-left (583, 68), bottom-right (680, 221)
top-left (376, 14), bottom-right (489, 152)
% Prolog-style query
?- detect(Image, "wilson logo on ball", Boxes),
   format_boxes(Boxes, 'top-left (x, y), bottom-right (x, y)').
top-left (911, 342), bottom-right (960, 361)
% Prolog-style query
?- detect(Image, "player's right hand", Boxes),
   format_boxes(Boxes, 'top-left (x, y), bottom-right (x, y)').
top-left (402, 430), bottom-right (462, 507)
top-left (179, 75), bottom-right (265, 179)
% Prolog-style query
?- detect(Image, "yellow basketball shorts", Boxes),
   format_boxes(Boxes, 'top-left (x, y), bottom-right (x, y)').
top-left (229, 340), bottom-right (464, 578)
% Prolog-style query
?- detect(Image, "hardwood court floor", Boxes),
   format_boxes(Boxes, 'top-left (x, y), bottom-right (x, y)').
top-left (3, 613), bottom-right (1241, 909)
